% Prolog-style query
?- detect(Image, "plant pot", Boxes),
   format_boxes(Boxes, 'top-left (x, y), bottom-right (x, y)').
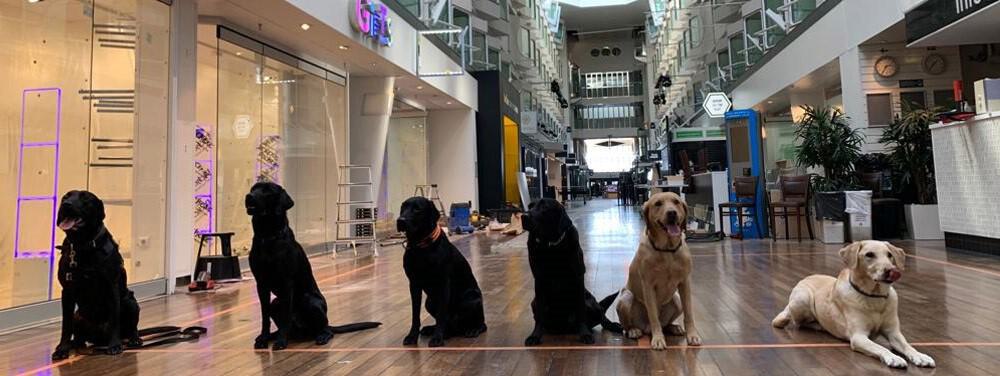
top-left (904, 204), bottom-right (944, 240)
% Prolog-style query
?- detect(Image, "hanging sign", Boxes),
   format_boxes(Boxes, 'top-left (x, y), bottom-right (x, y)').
top-left (351, 0), bottom-right (392, 46)
top-left (703, 92), bottom-right (732, 118)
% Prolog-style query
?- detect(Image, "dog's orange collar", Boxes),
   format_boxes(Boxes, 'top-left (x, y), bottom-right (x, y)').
top-left (412, 225), bottom-right (442, 248)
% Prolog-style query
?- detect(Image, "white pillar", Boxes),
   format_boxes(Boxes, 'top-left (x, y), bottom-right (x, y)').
top-left (348, 77), bottom-right (396, 216)
top-left (426, 109), bottom-right (479, 209)
top-left (165, 0), bottom-right (198, 293)
top-left (839, 46), bottom-right (867, 130)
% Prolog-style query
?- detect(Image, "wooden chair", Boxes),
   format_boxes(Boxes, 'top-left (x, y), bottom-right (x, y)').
top-left (718, 176), bottom-right (762, 239)
top-left (768, 175), bottom-right (815, 241)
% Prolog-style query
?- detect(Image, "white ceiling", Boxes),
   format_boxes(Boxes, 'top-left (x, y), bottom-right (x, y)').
top-left (560, 0), bottom-right (649, 32)
top-left (197, 0), bottom-right (468, 111)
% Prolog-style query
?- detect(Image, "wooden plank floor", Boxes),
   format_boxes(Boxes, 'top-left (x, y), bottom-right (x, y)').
top-left (5, 199), bottom-right (1000, 375)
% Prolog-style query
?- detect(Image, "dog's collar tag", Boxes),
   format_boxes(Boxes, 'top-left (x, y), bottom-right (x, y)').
top-left (849, 279), bottom-right (889, 299)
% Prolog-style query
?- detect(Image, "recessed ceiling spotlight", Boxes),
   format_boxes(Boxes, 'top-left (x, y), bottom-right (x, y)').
top-left (235, 51), bottom-right (242, 56)
top-left (446, 101), bottom-right (453, 105)
top-left (338, 45), bottom-right (349, 50)
top-left (27, 0), bottom-right (43, 3)
top-left (416, 86), bottom-right (424, 90)
top-left (300, 23), bottom-right (311, 31)
top-left (767, 100), bottom-right (774, 104)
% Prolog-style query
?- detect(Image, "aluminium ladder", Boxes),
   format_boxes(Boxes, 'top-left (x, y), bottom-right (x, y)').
top-left (334, 165), bottom-right (379, 258)
top-left (413, 184), bottom-right (446, 216)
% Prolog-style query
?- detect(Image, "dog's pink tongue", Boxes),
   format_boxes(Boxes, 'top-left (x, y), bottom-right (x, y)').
top-left (666, 224), bottom-right (682, 236)
top-left (58, 219), bottom-right (79, 231)
top-left (888, 269), bottom-right (902, 282)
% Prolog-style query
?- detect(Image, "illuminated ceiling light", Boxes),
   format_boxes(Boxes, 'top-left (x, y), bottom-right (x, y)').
top-left (446, 101), bottom-right (453, 105)
top-left (416, 86), bottom-right (424, 90)
top-left (27, 0), bottom-right (43, 3)
top-left (300, 23), bottom-right (311, 31)
top-left (235, 51), bottom-right (243, 56)
top-left (338, 45), bottom-right (349, 50)
top-left (767, 100), bottom-right (774, 104)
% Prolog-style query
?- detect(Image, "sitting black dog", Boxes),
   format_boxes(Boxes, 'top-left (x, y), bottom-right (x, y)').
top-left (246, 182), bottom-right (380, 350)
top-left (397, 196), bottom-right (487, 347)
top-left (52, 190), bottom-right (142, 360)
top-left (520, 198), bottom-right (623, 346)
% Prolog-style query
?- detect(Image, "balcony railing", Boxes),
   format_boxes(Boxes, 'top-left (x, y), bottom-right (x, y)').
top-left (573, 70), bottom-right (644, 99)
top-left (574, 102), bottom-right (645, 129)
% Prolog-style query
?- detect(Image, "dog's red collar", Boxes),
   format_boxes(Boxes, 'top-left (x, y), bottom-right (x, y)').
top-left (411, 225), bottom-right (442, 248)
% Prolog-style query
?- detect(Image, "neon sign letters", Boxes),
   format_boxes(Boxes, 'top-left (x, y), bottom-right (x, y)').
top-left (351, 0), bottom-right (392, 46)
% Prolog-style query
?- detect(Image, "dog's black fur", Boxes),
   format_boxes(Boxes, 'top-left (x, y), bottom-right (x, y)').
top-left (397, 196), bottom-right (487, 347)
top-left (52, 190), bottom-right (141, 360)
top-left (520, 198), bottom-right (623, 346)
top-left (246, 182), bottom-right (380, 350)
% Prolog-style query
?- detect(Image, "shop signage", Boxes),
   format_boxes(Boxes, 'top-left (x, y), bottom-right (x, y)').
top-left (233, 115), bottom-right (253, 139)
top-left (702, 92), bottom-right (732, 118)
top-left (905, 0), bottom-right (1000, 44)
top-left (351, 0), bottom-right (392, 46)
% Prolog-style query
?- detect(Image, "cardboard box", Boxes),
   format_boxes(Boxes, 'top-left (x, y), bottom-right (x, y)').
top-left (974, 78), bottom-right (1000, 114)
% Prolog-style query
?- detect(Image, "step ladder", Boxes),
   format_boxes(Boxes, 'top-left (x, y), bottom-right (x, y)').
top-left (414, 184), bottom-right (446, 216)
top-left (334, 165), bottom-right (379, 258)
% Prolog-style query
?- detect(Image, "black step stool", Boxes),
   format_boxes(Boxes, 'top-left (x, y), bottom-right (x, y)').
top-left (193, 232), bottom-right (241, 282)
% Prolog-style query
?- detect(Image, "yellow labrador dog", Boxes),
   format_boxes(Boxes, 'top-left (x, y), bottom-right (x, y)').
top-left (616, 192), bottom-right (701, 350)
top-left (772, 241), bottom-right (935, 369)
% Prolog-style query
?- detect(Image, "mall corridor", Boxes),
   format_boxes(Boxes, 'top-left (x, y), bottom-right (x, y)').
top-left (5, 199), bottom-right (1000, 375)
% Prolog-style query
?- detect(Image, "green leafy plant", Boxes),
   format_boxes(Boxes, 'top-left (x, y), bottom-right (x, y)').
top-left (793, 106), bottom-right (865, 192)
top-left (879, 103), bottom-right (937, 205)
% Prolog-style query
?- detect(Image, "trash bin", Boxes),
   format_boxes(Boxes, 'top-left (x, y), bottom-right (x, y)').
top-left (844, 190), bottom-right (873, 242)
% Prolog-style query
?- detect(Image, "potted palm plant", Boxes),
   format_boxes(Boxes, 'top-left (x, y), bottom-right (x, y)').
top-left (879, 104), bottom-right (942, 239)
top-left (794, 106), bottom-right (865, 243)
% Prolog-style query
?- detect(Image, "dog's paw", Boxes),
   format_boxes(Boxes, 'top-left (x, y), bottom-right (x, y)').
top-left (463, 326), bottom-right (484, 338)
top-left (650, 335), bottom-right (668, 350)
top-left (51, 343), bottom-right (72, 360)
top-left (908, 352), bottom-right (935, 368)
top-left (253, 334), bottom-right (270, 349)
top-left (664, 324), bottom-right (685, 336)
top-left (403, 333), bottom-right (419, 346)
top-left (428, 336), bottom-right (445, 348)
top-left (127, 337), bottom-right (143, 348)
top-left (105, 343), bottom-right (124, 356)
top-left (524, 335), bottom-right (542, 346)
top-left (579, 333), bottom-right (595, 345)
top-left (881, 353), bottom-right (908, 369)
top-left (626, 328), bottom-right (643, 339)
top-left (420, 325), bottom-right (437, 336)
top-left (315, 331), bottom-right (334, 346)
top-left (271, 337), bottom-right (288, 351)
top-left (686, 333), bottom-right (702, 346)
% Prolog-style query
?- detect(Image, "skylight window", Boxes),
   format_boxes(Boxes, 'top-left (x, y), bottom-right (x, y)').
top-left (558, 0), bottom-right (638, 8)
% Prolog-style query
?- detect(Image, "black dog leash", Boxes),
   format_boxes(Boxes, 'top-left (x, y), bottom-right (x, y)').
top-left (88, 326), bottom-right (207, 351)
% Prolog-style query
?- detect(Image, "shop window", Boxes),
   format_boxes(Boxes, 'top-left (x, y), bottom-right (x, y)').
top-left (718, 50), bottom-right (731, 78)
top-left (197, 27), bottom-right (347, 259)
top-left (689, 16), bottom-right (703, 48)
top-left (900, 91), bottom-right (927, 110)
top-left (1, 0), bottom-right (170, 309)
top-left (788, 0), bottom-right (817, 25)
top-left (866, 93), bottom-right (893, 126)
top-left (763, 0), bottom-right (786, 48)
top-left (519, 26), bottom-right (531, 57)
top-left (488, 48), bottom-right (501, 69)
top-left (728, 34), bottom-right (746, 77)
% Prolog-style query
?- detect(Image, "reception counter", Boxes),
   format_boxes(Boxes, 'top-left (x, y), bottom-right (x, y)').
top-left (930, 113), bottom-right (1000, 253)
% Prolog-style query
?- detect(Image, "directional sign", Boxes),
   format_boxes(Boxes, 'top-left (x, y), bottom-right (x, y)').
top-left (703, 92), bottom-right (732, 118)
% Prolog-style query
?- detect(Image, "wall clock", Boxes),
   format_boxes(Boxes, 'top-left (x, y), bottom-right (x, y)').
top-left (874, 56), bottom-right (899, 78)
top-left (922, 53), bottom-right (947, 75)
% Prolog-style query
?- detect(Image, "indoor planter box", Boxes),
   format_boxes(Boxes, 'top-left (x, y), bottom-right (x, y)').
top-left (904, 204), bottom-right (944, 240)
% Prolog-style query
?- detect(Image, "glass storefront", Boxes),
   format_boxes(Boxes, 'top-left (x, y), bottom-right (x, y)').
top-left (385, 117), bottom-right (428, 220)
top-left (0, 0), bottom-right (170, 310)
top-left (196, 25), bottom-right (348, 257)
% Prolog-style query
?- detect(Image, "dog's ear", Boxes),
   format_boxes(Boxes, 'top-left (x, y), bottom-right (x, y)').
top-left (679, 198), bottom-right (689, 231)
top-left (641, 199), bottom-right (651, 225)
top-left (886, 242), bottom-right (906, 271)
top-left (557, 206), bottom-right (573, 233)
top-left (278, 188), bottom-right (295, 212)
top-left (838, 241), bottom-right (863, 269)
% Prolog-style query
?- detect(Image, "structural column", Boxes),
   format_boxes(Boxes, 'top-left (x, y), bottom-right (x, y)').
top-left (348, 76), bottom-right (396, 215)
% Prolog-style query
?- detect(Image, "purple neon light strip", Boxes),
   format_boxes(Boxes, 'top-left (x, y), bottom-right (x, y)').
top-left (13, 88), bottom-right (62, 299)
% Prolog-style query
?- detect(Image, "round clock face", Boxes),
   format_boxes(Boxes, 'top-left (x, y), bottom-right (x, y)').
top-left (875, 56), bottom-right (899, 78)
top-left (922, 54), bottom-right (947, 75)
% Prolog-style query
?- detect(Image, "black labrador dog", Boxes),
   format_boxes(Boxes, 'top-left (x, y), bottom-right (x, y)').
top-left (520, 198), bottom-right (623, 346)
top-left (397, 196), bottom-right (487, 347)
top-left (246, 182), bottom-right (380, 350)
top-left (52, 190), bottom-right (142, 360)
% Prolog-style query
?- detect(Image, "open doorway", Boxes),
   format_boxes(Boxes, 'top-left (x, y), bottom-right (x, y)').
top-left (503, 116), bottom-right (521, 205)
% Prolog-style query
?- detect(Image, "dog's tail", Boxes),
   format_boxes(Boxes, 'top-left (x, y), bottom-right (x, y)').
top-left (329, 322), bottom-right (382, 334)
top-left (598, 291), bottom-right (624, 333)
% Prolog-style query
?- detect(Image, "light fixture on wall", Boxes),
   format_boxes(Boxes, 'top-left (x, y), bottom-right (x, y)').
top-left (300, 23), bottom-right (311, 31)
